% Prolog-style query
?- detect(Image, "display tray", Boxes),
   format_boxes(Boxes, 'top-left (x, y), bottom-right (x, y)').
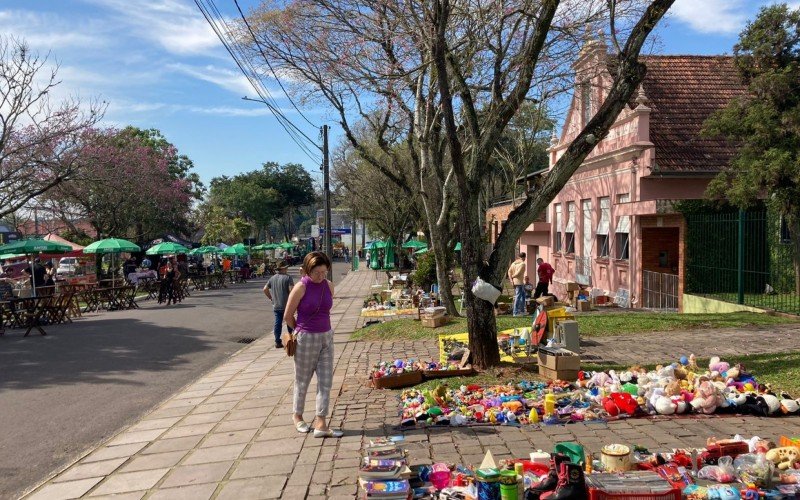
top-left (588, 488), bottom-right (681, 500)
top-left (422, 368), bottom-right (475, 379)
top-left (371, 370), bottom-right (423, 389)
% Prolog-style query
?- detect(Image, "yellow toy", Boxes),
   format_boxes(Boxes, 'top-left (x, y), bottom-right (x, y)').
top-left (765, 446), bottom-right (800, 470)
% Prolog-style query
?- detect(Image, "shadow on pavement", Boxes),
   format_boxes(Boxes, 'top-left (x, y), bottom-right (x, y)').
top-left (0, 318), bottom-right (213, 391)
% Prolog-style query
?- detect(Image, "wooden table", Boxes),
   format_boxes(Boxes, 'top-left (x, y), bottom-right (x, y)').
top-left (3, 297), bottom-right (52, 336)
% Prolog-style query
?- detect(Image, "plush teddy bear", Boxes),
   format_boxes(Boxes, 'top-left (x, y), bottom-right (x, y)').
top-left (765, 446), bottom-right (800, 470)
top-left (708, 356), bottom-right (730, 376)
top-left (665, 380), bottom-right (682, 397)
top-left (691, 380), bottom-right (721, 414)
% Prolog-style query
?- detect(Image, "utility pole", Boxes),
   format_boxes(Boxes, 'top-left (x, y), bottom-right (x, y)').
top-left (351, 211), bottom-right (357, 272)
top-left (322, 124), bottom-right (333, 281)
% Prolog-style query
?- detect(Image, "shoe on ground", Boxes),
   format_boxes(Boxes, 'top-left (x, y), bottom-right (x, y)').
top-left (275, 342), bottom-right (284, 349)
top-left (295, 421), bottom-right (310, 433)
top-left (313, 428), bottom-right (343, 438)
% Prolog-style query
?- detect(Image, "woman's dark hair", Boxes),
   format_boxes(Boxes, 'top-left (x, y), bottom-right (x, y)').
top-left (302, 251), bottom-right (331, 275)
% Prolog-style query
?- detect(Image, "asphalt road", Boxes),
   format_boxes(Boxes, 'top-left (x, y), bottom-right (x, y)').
top-left (0, 262), bottom-right (351, 499)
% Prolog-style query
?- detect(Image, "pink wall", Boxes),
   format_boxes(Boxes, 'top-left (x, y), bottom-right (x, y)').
top-left (515, 39), bottom-right (705, 306)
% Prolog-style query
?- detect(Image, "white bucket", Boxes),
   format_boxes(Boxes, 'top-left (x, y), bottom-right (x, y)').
top-left (601, 444), bottom-right (631, 472)
top-left (530, 450), bottom-right (551, 465)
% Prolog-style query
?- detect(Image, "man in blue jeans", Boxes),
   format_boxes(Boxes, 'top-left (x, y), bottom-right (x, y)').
top-left (264, 264), bottom-right (294, 348)
top-left (507, 252), bottom-right (527, 316)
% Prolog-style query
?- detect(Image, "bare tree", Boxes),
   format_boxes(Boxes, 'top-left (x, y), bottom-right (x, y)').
top-left (237, 1), bottom-right (673, 366)
top-left (0, 36), bottom-right (104, 221)
top-left (427, 0), bottom-right (674, 366)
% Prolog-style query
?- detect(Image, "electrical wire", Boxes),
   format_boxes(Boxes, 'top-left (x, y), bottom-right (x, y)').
top-left (194, 0), bottom-right (322, 164)
top-left (233, 0), bottom-right (318, 129)
top-left (202, 0), bottom-right (321, 161)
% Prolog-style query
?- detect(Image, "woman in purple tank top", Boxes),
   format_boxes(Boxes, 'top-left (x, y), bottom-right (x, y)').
top-left (283, 252), bottom-right (342, 438)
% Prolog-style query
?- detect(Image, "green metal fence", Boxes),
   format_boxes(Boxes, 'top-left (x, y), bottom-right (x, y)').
top-left (685, 210), bottom-right (800, 315)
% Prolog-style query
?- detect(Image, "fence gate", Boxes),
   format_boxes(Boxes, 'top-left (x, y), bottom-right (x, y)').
top-left (642, 270), bottom-right (678, 309)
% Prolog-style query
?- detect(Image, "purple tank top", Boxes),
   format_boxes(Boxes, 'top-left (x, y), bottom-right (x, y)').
top-left (295, 276), bottom-right (333, 333)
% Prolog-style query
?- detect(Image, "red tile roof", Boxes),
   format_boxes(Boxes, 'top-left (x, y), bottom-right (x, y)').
top-left (638, 56), bottom-right (748, 174)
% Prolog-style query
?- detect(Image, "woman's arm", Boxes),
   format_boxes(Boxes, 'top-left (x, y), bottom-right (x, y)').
top-left (283, 281), bottom-right (306, 330)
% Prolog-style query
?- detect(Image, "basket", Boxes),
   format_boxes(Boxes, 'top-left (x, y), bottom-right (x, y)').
top-left (371, 370), bottom-right (423, 389)
top-left (588, 488), bottom-right (681, 500)
top-left (780, 435), bottom-right (800, 447)
top-left (422, 368), bottom-right (475, 379)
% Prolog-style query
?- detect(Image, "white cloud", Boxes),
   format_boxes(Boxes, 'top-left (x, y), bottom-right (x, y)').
top-left (83, 0), bottom-right (222, 55)
top-left (167, 62), bottom-right (264, 96)
top-left (669, 0), bottom-right (750, 34)
top-left (0, 9), bottom-right (108, 50)
top-left (107, 99), bottom-right (285, 117)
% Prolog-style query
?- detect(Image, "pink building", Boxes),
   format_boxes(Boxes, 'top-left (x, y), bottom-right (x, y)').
top-left (509, 39), bottom-right (747, 310)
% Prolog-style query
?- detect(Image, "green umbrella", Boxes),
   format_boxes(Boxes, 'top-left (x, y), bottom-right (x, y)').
top-left (278, 242), bottom-right (295, 250)
top-left (0, 238), bottom-right (72, 255)
top-left (251, 243), bottom-right (272, 251)
top-left (402, 239), bottom-right (428, 249)
top-left (83, 238), bottom-right (140, 288)
top-left (221, 245), bottom-right (247, 256)
top-left (383, 237), bottom-right (395, 269)
top-left (454, 242), bottom-right (462, 251)
top-left (414, 246), bottom-right (429, 255)
top-left (146, 242), bottom-right (189, 256)
top-left (367, 240), bottom-right (387, 251)
top-left (83, 238), bottom-right (141, 254)
top-left (0, 238), bottom-right (73, 297)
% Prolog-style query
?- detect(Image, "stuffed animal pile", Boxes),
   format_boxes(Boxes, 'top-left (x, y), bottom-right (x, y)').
top-left (396, 355), bottom-right (800, 427)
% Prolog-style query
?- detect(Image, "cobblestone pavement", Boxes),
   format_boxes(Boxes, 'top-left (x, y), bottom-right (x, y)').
top-left (25, 271), bottom-right (800, 499)
top-left (579, 323), bottom-right (800, 365)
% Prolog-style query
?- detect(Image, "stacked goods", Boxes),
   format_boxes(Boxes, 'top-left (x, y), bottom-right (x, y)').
top-left (370, 359), bottom-right (474, 386)
top-left (370, 360), bottom-right (423, 389)
top-left (359, 438), bottom-right (411, 499)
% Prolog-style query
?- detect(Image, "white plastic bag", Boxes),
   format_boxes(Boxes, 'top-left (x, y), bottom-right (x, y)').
top-left (471, 277), bottom-right (502, 304)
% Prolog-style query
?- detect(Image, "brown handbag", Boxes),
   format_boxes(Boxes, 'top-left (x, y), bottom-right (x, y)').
top-left (283, 332), bottom-right (297, 356)
top-left (285, 282), bottom-right (326, 357)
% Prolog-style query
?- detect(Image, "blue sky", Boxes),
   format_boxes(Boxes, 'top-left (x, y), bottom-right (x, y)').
top-left (1, 0), bottom-right (797, 187)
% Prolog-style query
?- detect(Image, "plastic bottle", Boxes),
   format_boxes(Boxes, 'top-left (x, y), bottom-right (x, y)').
top-left (544, 393), bottom-right (556, 417)
top-left (528, 408), bottom-right (539, 423)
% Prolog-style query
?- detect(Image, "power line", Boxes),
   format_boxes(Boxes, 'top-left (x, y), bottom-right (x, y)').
top-left (194, 0), bottom-right (322, 164)
top-left (233, 0), bottom-right (318, 129)
top-left (202, 0), bottom-right (319, 156)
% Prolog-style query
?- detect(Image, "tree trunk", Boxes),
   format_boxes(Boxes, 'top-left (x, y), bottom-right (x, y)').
top-left (416, 145), bottom-right (458, 316)
top-left (459, 181), bottom-right (501, 368)
top-left (793, 220), bottom-right (800, 296)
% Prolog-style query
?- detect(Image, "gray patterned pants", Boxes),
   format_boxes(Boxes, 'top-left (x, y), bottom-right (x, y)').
top-left (293, 330), bottom-right (334, 417)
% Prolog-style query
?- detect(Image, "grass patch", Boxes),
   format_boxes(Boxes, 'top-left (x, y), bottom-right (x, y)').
top-left (351, 311), bottom-right (797, 342)
top-left (408, 352), bottom-right (800, 398)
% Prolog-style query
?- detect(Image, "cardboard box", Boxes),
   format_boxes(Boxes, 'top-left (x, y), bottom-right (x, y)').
top-left (537, 349), bottom-right (581, 371)
top-left (421, 316), bottom-right (448, 328)
top-left (576, 300), bottom-right (592, 312)
top-left (594, 295), bottom-right (610, 305)
top-left (538, 366), bottom-right (580, 382)
top-left (566, 282), bottom-right (580, 292)
top-left (535, 296), bottom-right (554, 307)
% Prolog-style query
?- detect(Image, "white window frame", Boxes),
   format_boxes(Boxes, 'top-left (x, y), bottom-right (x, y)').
top-left (615, 194), bottom-right (630, 260)
top-left (554, 204), bottom-right (562, 252)
top-left (564, 202), bottom-right (576, 254)
top-left (596, 197), bottom-right (610, 258)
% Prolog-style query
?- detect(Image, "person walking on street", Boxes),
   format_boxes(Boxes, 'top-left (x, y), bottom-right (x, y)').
top-left (283, 251), bottom-right (342, 438)
top-left (264, 263), bottom-right (294, 349)
top-left (534, 257), bottom-right (555, 299)
top-left (507, 252), bottom-right (527, 316)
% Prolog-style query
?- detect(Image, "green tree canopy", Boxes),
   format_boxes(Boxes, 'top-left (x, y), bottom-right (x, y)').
top-left (704, 3), bottom-right (800, 221)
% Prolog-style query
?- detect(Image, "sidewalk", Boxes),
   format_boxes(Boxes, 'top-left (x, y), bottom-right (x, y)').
top-left (24, 269), bottom-right (376, 500)
top-left (24, 271), bottom-right (800, 499)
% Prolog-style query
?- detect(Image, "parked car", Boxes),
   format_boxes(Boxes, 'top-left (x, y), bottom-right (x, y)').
top-left (57, 257), bottom-right (78, 276)
top-left (0, 260), bottom-right (28, 279)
